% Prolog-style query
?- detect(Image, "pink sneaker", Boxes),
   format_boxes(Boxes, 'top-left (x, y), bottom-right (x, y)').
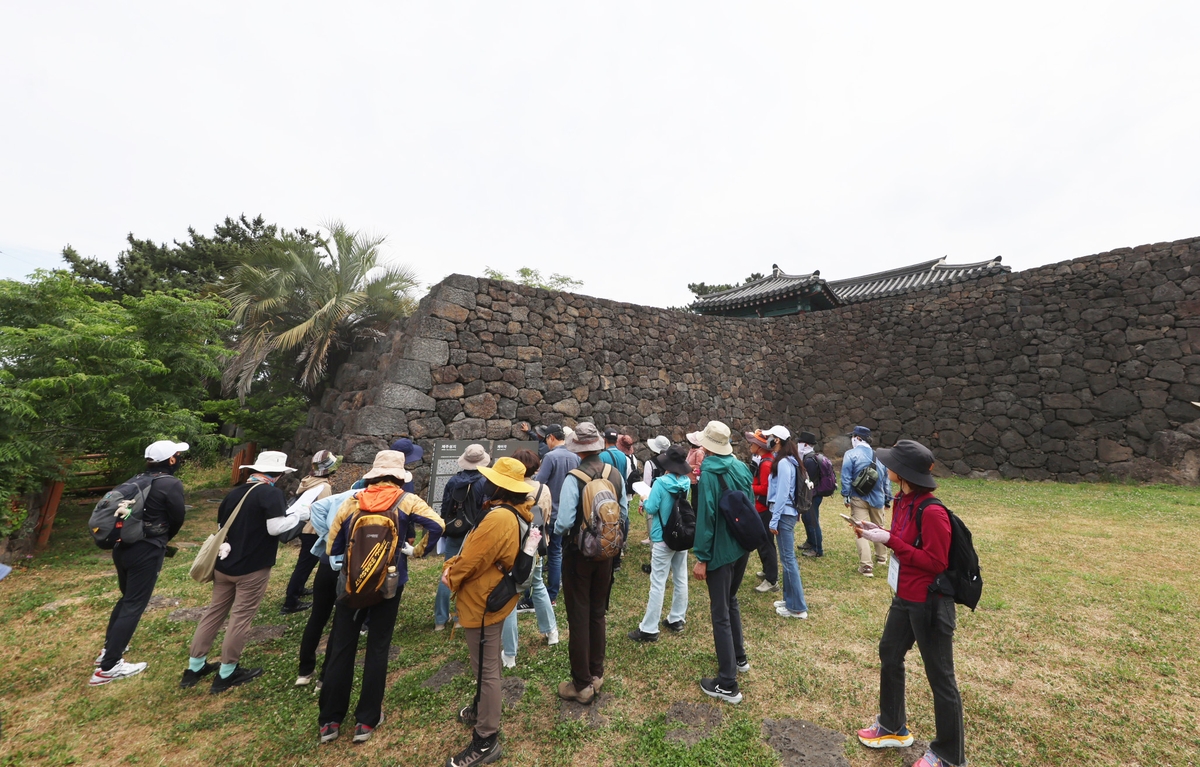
top-left (912, 750), bottom-right (951, 767)
top-left (856, 719), bottom-right (914, 748)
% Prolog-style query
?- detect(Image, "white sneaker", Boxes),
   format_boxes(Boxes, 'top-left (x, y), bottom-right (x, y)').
top-left (773, 600), bottom-right (786, 609)
top-left (94, 645), bottom-right (130, 667)
top-left (775, 605), bottom-right (809, 619)
top-left (89, 659), bottom-right (147, 686)
top-left (434, 623), bottom-right (446, 632)
top-left (754, 580), bottom-right (778, 593)
top-left (545, 629), bottom-right (560, 646)
top-left (501, 653), bottom-right (516, 669)
top-left (295, 674), bottom-right (313, 686)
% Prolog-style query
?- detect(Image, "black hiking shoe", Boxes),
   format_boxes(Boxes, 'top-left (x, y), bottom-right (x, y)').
top-left (627, 629), bottom-right (659, 643)
top-left (210, 665), bottom-right (264, 694)
top-left (447, 729), bottom-right (502, 767)
top-left (662, 619), bottom-right (686, 633)
top-left (280, 601), bottom-right (312, 615)
top-left (179, 661), bottom-right (220, 689)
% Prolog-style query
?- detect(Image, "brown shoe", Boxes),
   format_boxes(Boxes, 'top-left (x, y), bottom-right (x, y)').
top-left (557, 679), bottom-right (595, 704)
top-left (858, 564), bottom-right (874, 577)
top-left (591, 675), bottom-right (604, 692)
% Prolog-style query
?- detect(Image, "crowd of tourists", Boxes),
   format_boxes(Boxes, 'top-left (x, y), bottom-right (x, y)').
top-left (86, 419), bottom-right (969, 767)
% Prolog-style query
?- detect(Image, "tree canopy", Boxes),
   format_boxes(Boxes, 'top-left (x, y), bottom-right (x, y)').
top-left (222, 221), bottom-right (420, 399)
top-left (687, 272), bottom-right (764, 298)
top-left (483, 266), bottom-right (583, 292)
top-left (0, 272), bottom-right (230, 535)
top-left (61, 214), bottom-right (320, 298)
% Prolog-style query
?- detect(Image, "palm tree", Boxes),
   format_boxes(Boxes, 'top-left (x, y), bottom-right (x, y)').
top-left (222, 221), bottom-right (419, 400)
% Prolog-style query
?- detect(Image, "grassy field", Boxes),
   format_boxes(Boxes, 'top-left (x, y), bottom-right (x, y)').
top-left (1, 478), bottom-right (1197, 766)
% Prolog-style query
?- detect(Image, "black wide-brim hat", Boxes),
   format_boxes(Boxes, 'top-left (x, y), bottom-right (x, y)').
top-left (657, 445), bottom-right (692, 476)
top-left (876, 439), bottom-right (938, 488)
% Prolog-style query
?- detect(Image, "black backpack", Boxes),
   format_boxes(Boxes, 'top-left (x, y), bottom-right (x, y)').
top-left (915, 497), bottom-right (983, 611)
top-left (88, 474), bottom-right (169, 549)
top-left (443, 476), bottom-right (486, 539)
top-left (716, 473), bottom-right (768, 552)
top-left (663, 489), bottom-right (696, 551)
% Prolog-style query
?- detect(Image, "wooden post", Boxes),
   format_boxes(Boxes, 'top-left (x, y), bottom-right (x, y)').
top-left (34, 481), bottom-right (65, 549)
top-left (231, 443), bottom-right (258, 486)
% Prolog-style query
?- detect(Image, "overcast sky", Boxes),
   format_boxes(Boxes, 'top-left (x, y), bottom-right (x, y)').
top-left (2, 2), bottom-right (1198, 308)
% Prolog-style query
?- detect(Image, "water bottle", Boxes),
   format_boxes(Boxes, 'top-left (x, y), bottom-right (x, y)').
top-left (382, 565), bottom-right (399, 599)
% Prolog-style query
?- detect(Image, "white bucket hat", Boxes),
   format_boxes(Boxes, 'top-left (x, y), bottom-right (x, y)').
top-left (648, 435), bottom-right (671, 454)
top-left (241, 450), bottom-right (297, 474)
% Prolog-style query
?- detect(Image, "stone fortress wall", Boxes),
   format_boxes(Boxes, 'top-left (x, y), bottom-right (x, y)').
top-left (292, 236), bottom-right (1200, 487)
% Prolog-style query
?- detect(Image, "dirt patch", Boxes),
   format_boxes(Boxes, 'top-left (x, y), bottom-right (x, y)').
top-left (175, 542), bottom-right (199, 548)
top-left (316, 634), bottom-right (329, 654)
top-left (501, 677), bottom-right (526, 708)
top-left (762, 718), bottom-right (849, 767)
top-left (40, 596), bottom-right (90, 612)
top-left (664, 701), bottom-right (722, 745)
top-left (244, 624), bottom-right (286, 643)
top-left (423, 659), bottom-right (467, 690)
top-left (896, 737), bottom-right (930, 763)
top-left (146, 595), bottom-right (181, 610)
top-left (169, 607), bottom-right (207, 622)
top-left (558, 691), bottom-right (612, 726)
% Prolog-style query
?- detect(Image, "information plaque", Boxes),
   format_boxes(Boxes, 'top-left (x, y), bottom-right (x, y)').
top-left (427, 439), bottom-right (538, 512)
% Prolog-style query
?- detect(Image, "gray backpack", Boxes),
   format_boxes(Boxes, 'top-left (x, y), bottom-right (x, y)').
top-left (88, 474), bottom-right (167, 549)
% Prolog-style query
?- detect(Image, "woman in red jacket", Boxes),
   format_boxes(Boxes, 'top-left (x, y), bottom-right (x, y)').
top-left (854, 440), bottom-right (965, 767)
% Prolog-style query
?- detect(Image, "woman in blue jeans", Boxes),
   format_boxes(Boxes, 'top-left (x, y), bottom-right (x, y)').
top-left (764, 426), bottom-right (809, 619)
top-left (500, 450), bottom-right (559, 666)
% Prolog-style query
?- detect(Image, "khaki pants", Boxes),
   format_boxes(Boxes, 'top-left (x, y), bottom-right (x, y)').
top-left (189, 567), bottom-right (272, 664)
top-left (465, 622), bottom-right (505, 738)
top-left (850, 498), bottom-right (888, 567)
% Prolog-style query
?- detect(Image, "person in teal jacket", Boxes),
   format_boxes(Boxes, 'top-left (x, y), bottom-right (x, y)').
top-left (628, 446), bottom-right (693, 642)
top-left (690, 421), bottom-right (755, 705)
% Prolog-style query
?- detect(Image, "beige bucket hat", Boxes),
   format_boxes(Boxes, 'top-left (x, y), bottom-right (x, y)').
top-left (457, 443), bottom-right (491, 471)
top-left (361, 450), bottom-right (412, 483)
top-left (698, 421), bottom-right (734, 456)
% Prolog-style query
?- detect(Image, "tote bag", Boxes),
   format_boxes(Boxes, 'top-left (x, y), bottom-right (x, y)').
top-left (189, 484), bottom-right (258, 583)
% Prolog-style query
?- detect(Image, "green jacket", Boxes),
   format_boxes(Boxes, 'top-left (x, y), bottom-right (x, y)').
top-left (693, 453), bottom-right (755, 569)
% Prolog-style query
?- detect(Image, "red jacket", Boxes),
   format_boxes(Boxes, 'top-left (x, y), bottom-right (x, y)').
top-left (752, 455), bottom-right (773, 513)
top-left (886, 491), bottom-right (951, 603)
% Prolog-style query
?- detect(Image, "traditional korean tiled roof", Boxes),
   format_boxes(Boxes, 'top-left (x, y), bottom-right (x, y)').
top-left (827, 256), bottom-right (1009, 304)
top-left (690, 266), bottom-right (840, 313)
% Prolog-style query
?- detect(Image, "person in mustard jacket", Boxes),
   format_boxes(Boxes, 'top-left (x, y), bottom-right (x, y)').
top-left (442, 457), bottom-right (535, 767)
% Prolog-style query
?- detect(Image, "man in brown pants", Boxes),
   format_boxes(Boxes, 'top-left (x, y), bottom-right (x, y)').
top-left (181, 451), bottom-right (296, 693)
top-left (551, 422), bottom-right (628, 705)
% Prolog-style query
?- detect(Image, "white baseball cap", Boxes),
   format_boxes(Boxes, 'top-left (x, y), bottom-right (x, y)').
top-left (762, 425), bottom-right (791, 441)
top-left (145, 440), bottom-right (189, 463)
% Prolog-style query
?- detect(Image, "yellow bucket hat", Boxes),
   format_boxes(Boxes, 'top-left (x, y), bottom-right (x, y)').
top-left (478, 457), bottom-right (533, 494)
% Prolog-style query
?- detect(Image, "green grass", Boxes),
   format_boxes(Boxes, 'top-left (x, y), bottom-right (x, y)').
top-left (1, 479), bottom-right (1198, 766)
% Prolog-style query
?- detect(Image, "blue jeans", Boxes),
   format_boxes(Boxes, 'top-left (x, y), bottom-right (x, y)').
top-left (434, 535), bottom-right (464, 627)
top-left (545, 529), bottom-right (563, 603)
top-left (502, 557), bottom-right (557, 657)
top-left (638, 542), bottom-right (689, 634)
top-left (801, 495), bottom-right (824, 556)
top-left (777, 515), bottom-right (808, 614)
